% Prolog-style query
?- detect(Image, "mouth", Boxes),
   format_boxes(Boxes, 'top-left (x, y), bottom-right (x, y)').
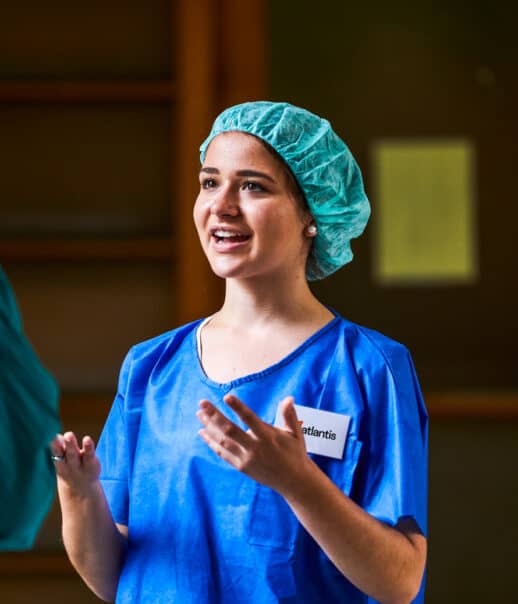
top-left (211, 229), bottom-right (251, 245)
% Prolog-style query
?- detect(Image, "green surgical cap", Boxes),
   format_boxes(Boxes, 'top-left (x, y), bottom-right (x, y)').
top-left (199, 101), bottom-right (370, 280)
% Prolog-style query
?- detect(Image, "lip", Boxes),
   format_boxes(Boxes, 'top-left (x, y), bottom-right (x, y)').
top-left (206, 225), bottom-right (249, 252)
top-left (209, 225), bottom-right (251, 237)
top-left (207, 224), bottom-right (252, 253)
top-left (209, 235), bottom-right (251, 253)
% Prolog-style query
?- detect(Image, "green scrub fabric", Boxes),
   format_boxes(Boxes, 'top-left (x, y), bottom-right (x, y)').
top-left (0, 266), bottom-right (61, 550)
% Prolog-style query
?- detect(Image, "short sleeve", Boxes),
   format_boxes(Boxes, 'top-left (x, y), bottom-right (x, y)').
top-left (97, 351), bottom-right (134, 526)
top-left (355, 343), bottom-right (428, 536)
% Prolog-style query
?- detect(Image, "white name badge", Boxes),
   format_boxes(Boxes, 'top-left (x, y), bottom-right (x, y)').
top-left (274, 403), bottom-right (351, 460)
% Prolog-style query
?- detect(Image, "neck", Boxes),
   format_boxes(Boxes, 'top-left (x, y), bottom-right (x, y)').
top-left (215, 270), bottom-right (331, 329)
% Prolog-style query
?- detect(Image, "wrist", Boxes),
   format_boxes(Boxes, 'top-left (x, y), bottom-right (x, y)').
top-left (277, 455), bottom-right (324, 503)
top-left (57, 476), bottom-right (102, 503)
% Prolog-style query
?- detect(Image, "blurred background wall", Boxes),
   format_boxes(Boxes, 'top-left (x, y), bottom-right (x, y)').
top-left (0, 1), bottom-right (516, 601)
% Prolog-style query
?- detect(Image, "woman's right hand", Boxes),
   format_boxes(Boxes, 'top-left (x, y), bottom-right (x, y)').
top-left (50, 432), bottom-right (101, 497)
top-left (49, 433), bottom-right (126, 602)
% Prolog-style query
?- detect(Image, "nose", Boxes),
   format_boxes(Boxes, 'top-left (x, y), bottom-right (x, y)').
top-left (210, 184), bottom-right (240, 217)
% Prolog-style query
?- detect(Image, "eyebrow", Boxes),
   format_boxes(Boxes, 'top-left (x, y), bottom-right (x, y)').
top-left (199, 167), bottom-right (276, 184)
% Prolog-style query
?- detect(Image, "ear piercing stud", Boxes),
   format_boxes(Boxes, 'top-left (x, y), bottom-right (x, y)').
top-left (307, 224), bottom-right (318, 236)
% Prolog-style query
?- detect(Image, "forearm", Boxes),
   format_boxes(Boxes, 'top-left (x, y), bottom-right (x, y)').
top-left (58, 478), bottom-right (126, 602)
top-left (282, 459), bottom-right (426, 604)
top-left (197, 396), bottom-right (425, 602)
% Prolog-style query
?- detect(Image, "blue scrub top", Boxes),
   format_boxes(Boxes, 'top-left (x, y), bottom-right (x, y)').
top-left (97, 313), bottom-right (428, 603)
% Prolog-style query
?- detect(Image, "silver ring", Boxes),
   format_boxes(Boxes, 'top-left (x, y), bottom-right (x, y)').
top-left (51, 454), bottom-right (66, 462)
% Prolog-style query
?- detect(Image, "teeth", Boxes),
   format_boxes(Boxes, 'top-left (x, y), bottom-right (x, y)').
top-left (214, 230), bottom-right (244, 237)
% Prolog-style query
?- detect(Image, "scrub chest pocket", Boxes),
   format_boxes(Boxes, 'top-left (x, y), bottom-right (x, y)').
top-left (246, 435), bottom-right (363, 551)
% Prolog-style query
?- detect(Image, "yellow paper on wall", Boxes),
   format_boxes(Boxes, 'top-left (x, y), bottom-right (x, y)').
top-left (372, 140), bottom-right (477, 284)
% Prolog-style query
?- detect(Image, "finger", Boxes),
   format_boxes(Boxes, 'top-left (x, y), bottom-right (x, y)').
top-left (198, 428), bottom-right (244, 467)
top-left (280, 398), bottom-right (306, 452)
top-left (63, 431), bottom-right (81, 468)
top-left (49, 434), bottom-right (67, 471)
top-left (196, 400), bottom-right (252, 449)
top-left (49, 434), bottom-right (65, 457)
top-left (81, 435), bottom-right (96, 463)
top-left (279, 397), bottom-right (301, 435)
top-left (223, 394), bottom-right (269, 437)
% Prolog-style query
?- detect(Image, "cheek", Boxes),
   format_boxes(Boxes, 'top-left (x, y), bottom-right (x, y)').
top-left (193, 195), bottom-right (205, 230)
top-left (264, 204), bottom-right (306, 240)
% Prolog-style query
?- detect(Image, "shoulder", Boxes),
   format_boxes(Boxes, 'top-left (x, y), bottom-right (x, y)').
top-left (130, 319), bottom-right (202, 359)
top-left (334, 314), bottom-right (413, 374)
top-left (331, 314), bottom-right (427, 433)
top-left (117, 319), bottom-right (203, 393)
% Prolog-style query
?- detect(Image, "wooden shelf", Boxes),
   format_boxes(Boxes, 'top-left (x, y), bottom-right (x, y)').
top-left (0, 80), bottom-right (175, 103)
top-left (53, 391), bottom-right (518, 420)
top-left (425, 391), bottom-right (518, 419)
top-left (59, 394), bottom-right (112, 423)
top-left (0, 552), bottom-right (73, 576)
top-left (0, 237), bottom-right (174, 261)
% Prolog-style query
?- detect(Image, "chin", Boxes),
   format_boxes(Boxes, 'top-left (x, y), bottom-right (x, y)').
top-left (209, 256), bottom-right (276, 281)
top-left (209, 260), bottom-right (250, 280)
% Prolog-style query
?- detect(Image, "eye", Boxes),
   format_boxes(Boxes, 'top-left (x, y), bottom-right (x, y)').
top-left (201, 178), bottom-right (217, 189)
top-left (242, 181), bottom-right (265, 192)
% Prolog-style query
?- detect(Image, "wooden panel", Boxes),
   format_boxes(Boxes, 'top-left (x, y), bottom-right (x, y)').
top-left (173, 0), bottom-right (223, 323)
top-left (0, 104), bottom-right (171, 237)
top-left (4, 262), bottom-right (174, 391)
top-left (426, 391), bottom-right (518, 419)
top-left (0, 238), bottom-right (173, 262)
top-left (217, 0), bottom-right (269, 108)
top-left (0, 1), bottom-right (171, 79)
top-left (0, 81), bottom-right (175, 103)
top-left (0, 575), bottom-right (99, 603)
top-left (0, 553), bottom-right (72, 575)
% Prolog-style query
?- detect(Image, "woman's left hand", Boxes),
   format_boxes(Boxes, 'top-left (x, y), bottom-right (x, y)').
top-left (196, 394), bottom-right (311, 495)
top-left (197, 394), bottom-right (427, 603)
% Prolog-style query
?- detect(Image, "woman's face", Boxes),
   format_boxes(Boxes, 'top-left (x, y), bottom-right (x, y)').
top-left (194, 132), bottom-right (314, 281)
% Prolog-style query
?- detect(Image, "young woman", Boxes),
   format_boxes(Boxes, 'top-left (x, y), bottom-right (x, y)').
top-left (51, 101), bottom-right (428, 604)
